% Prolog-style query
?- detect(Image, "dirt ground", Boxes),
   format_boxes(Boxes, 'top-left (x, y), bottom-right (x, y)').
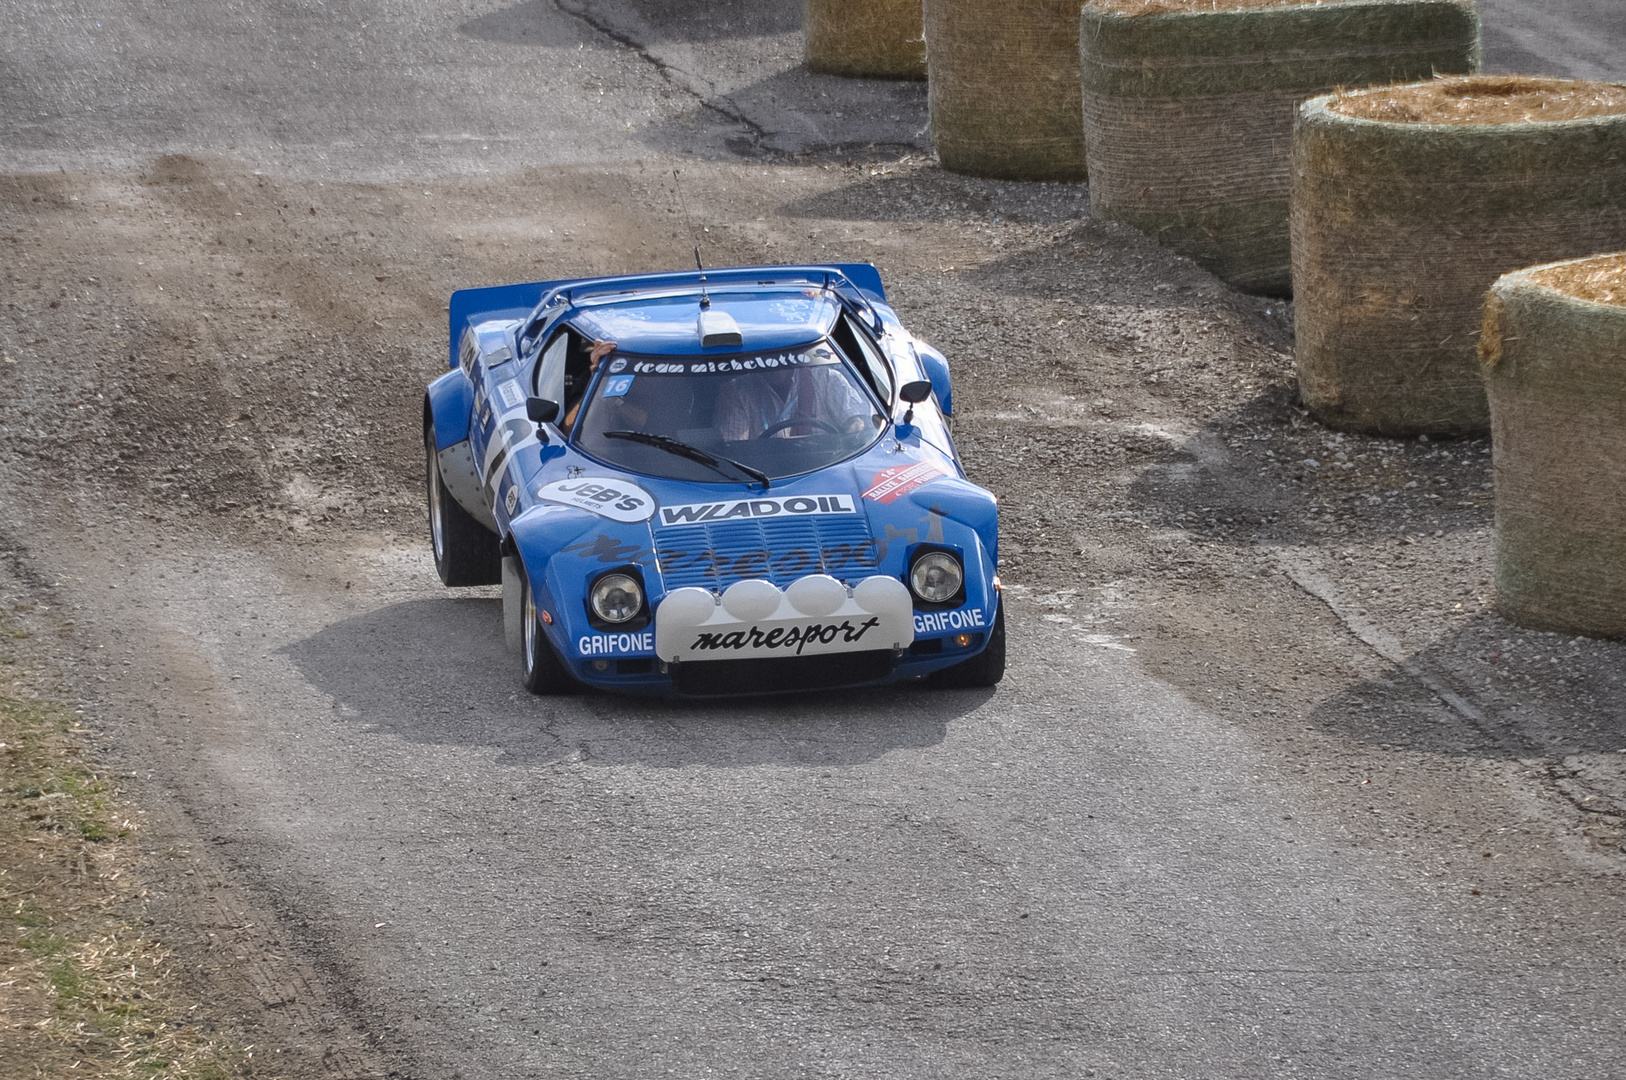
top-left (6, 146), bottom-right (1625, 1074)
top-left (4, 2), bottom-right (1626, 1065)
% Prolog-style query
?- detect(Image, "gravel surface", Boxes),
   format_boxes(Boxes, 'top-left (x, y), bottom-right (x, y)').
top-left (3, 1), bottom-right (1625, 1077)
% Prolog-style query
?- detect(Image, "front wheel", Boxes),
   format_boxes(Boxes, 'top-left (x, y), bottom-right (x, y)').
top-left (426, 425), bottom-right (501, 587)
top-left (929, 604), bottom-right (1006, 689)
top-left (521, 569), bottom-right (577, 696)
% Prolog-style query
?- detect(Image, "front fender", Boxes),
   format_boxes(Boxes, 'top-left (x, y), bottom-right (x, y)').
top-left (914, 341), bottom-right (954, 418)
top-left (426, 369), bottom-right (474, 450)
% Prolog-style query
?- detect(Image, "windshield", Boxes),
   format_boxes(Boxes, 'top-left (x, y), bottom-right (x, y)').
top-left (574, 343), bottom-right (887, 482)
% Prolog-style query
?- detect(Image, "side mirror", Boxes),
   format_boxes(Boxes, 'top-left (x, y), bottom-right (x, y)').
top-left (899, 380), bottom-right (934, 404)
top-left (898, 379), bottom-right (933, 429)
top-left (527, 397), bottom-right (560, 443)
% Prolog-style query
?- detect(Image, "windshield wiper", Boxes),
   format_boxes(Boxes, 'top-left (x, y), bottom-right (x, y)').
top-left (602, 430), bottom-right (771, 490)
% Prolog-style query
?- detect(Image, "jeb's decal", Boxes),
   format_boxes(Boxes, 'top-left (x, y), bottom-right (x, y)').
top-left (534, 478), bottom-right (656, 523)
top-left (504, 485), bottom-right (520, 516)
top-left (659, 494), bottom-right (856, 527)
top-left (914, 607), bottom-right (987, 635)
top-left (601, 374), bottom-right (635, 398)
top-left (864, 462), bottom-right (950, 504)
top-left (578, 631), bottom-right (654, 656)
top-left (691, 618), bottom-right (880, 656)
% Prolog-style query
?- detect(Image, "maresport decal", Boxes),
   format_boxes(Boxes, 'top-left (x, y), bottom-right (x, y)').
top-left (658, 494), bottom-right (856, 527)
top-left (690, 618), bottom-right (880, 656)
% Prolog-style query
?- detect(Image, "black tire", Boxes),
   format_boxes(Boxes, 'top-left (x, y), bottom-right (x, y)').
top-left (425, 425), bottom-right (501, 587)
top-left (521, 568), bottom-right (578, 696)
top-left (929, 603), bottom-right (1006, 689)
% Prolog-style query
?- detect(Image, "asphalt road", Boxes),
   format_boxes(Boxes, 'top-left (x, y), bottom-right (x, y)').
top-left (3, 2), bottom-right (1625, 1078)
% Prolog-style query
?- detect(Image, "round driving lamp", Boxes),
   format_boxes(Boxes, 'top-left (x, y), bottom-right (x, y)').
top-left (909, 551), bottom-right (963, 605)
top-left (590, 573), bottom-right (644, 624)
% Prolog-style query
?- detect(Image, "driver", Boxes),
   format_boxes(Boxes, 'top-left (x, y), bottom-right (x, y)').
top-left (561, 339), bottom-right (618, 431)
top-left (716, 361), bottom-right (873, 442)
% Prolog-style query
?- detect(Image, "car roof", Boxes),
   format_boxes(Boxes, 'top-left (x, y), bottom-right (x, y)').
top-left (566, 287), bottom-right (841, 356)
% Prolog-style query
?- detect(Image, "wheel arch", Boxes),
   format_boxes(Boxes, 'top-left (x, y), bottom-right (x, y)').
top-left (426, 369), bottom-right (475, 451)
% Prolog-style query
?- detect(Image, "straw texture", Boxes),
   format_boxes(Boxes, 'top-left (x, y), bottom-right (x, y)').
top-left (924, 0), bottom-right (1089, 181)
top-left (806, 0), bottom-right (927, 79)
top-left (1292, 81), bottom-right (1626, 436)
top-left (1481, 256), bottom-right (1626, 637)
top-left (1081, 0), bottom-right (1479, 295)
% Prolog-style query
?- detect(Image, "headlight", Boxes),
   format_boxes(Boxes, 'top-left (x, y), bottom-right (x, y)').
top-left (590, 573), bottom-right (644, 624)
top-left (909, 551), bottom-right (963, 604)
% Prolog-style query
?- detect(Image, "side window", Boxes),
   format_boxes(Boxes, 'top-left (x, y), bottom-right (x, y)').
top-left (534, 331), bottom-right (569, 406)
top-left (830, 314), bottom-right (893, 403)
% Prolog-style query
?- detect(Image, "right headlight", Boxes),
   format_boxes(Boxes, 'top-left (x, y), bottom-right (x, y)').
top-left (909, 551), bottom-right (963, 605)
top-left (590, 573), bottom-right (644, 624)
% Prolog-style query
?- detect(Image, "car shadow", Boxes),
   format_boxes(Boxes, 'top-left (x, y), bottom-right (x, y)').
top-left (282, 596), bottom-right (970, 769)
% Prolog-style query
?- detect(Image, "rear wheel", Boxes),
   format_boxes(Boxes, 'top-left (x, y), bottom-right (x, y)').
top-left (425, 425), bottom-right (501, 587)
top-left (929, 604), bottom-right (1006, 689)
top-left (522, 569), bottom-right (577, 696)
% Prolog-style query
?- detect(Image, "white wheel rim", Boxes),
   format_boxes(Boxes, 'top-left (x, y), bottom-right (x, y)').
top-left (428, 445), bottom-right (446, 561)
top-left (523, 577), bottom-right (537, 675)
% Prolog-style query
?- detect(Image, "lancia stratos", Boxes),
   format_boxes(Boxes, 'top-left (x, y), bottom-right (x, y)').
top-left (423, 264), bottom-right (1003, 697)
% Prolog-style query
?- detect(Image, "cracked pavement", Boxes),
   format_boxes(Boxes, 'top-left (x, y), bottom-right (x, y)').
top-left (3, 1), bottom-right (1625, 1077)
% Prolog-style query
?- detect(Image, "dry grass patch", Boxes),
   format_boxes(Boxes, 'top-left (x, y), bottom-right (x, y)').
top-left (1526, 252), bottom-right (1626, 306)
top-left (1094, 0), bottom-right (1365, 14)
top-left (0, 618), bottom-right (250, 1080)
top-left (1330, 75), bottom-right (1626, 124)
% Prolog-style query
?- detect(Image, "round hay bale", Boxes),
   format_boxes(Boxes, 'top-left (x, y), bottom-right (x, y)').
top-left (1081, 0), bottom-right (1479, 295)
top-left (1292, 76), bottom-right (1626, 436)
top-left (923, 0), bottom-right (1089, 182)
top-left (1481, 253), bottom-right (1626, 637)
top-left (805, 0), bottom-right (927, 80)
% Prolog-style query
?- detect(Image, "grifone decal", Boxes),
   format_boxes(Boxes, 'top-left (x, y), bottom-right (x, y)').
top-left (578, 631), bottom-right (654, 656)
top-left (534, 478), bottom-right (656, 523)
top-left (658, 494), bottom-right (856, 527)
top-left (914, 607), bottom-right (987, 635)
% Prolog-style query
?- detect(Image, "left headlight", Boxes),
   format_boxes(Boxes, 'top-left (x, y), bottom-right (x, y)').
top-left (590, 573), bottom-right (644, 624)
top-left (909, 551), bottom-right (963, 605)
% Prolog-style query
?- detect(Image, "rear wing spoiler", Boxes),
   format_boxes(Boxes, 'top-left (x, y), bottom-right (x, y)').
top-left (446, 264), bottom-right (888, 369)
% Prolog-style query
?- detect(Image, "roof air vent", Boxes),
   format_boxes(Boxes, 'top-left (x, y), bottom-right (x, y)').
top-left (698, 309), bottom-right (743, 348)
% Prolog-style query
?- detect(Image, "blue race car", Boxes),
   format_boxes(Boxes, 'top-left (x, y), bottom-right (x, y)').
top-left (424, 263), bottom-right (1003, 697)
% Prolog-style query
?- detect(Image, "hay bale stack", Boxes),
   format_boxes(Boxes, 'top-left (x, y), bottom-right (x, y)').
top-left (1081, 0), bottom-right (1478, 296)
top-left (1293, 76), bottom-right (1626, 436)
top-left (806, 0), bottom-right (927, 80)
top-left (923, 0), bottom-right (1089, 181)
top-left (1482, 254), bottom-right (1626, 637)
